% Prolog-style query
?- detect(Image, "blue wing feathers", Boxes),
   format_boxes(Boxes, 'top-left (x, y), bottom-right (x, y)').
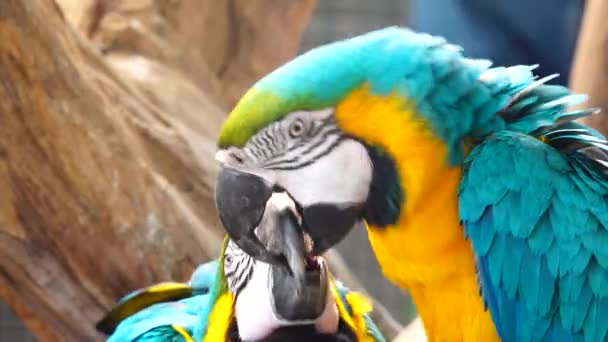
top-left (101, 261), bottom-right (220, 342)
top-left (588, 260), bottom-right (608, 297)
top-left (102, 261), bottom-right (386, 341)
top-left (189, 260), bottom-right (218, 292)
top-left (108, 295), bottom-right (206, 342)
top-left (570, 246), bottom-right (592, 275)
top-left (528, 213), bottom-right (554, 255)
top-left (546, 238), bottom-right (563, 276)
top-left (461, 129), bottom-right (608, 342)
top-left (518, 243), bottom-right (543, 315)
top-left (472, 207), bottom-right (496, 255)
top-left (487, 231), bottom-right (506, 286)
top-left (502, 236), bottom-right (523, 299)
top-left (573, 287), bottom-right (593, 332)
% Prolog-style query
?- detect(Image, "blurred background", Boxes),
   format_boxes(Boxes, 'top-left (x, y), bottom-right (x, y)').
top-left (0, 0), bottom-right (605, 341)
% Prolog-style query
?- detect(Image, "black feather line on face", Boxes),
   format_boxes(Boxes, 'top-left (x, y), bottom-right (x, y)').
top-left (224, 241), bottom-right (255, 300)
top-left (363, 145), bottom-right (404, 228)
top-left (265, 136), bottom-right (347, 171)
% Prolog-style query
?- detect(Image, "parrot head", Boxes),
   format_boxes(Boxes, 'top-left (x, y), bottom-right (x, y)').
top-left (214, 27), bottom-right (507, 265)
top-left (214, 107), bottom-right (371, 260)
top-left (223, 192), bottom-right (341, 341)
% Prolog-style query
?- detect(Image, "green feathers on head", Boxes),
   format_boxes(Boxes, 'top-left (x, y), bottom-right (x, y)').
top-left (217, 27), bottom-right (498, 159)
top-left (218, 27), bottom-right (595, 167)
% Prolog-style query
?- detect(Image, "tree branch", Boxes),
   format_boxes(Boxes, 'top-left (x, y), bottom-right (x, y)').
top-left (0, 0), bottom-right (315, 340)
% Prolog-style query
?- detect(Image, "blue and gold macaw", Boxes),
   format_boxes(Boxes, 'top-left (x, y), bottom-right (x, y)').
top-left (213, 27), bottom-right (608, 341)
top-left (97, 194), bottom-right (384, 342)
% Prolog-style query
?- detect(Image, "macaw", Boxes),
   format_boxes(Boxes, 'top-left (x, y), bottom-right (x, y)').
top-left (213, 27), bottom-right (608, 342)
top-left (96, 193), bottom-right (384, 342)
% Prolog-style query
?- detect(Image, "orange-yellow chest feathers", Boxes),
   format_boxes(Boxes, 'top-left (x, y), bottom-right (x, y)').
top-left (335, 85), bottom-right (499, 341)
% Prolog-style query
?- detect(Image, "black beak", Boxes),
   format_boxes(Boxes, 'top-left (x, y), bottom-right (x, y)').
top-left (215, 167), bottom-right (282, 265)
top-left (257, 205), bottom-right (307, 292)
top-left (270, 256), bottom-right (329, 322)
top-left (301, 204), bottom-right (363, 255)
top-left (216, 167), bottom-right (364, 262)
top-left (215, 167), bottom-right (312, 286)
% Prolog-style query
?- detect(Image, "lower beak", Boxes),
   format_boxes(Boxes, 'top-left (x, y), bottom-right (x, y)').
top-left (215, 167), bottom-right (363, 263)
top-left (270, 258), bottom-right (328, 322)
top-left (268, 206), bottom-right (329, 322)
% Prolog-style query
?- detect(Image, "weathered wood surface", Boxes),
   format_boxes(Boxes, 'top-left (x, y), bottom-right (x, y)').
top-left (0, 0), bottom-right (315, 340)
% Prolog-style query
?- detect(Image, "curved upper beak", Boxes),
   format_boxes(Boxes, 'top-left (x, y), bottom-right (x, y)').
top-left (215, 167), bottom-right (283, 265)
top-left (259, 199), bottom-right (307, 292)
top-left (215, 166), bottom-right (309, 286)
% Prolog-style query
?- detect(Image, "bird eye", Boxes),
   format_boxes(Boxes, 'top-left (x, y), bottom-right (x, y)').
top-left (288, 119), bottom-right (305, 137)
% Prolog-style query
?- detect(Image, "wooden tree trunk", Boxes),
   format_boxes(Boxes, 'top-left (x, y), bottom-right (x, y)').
top-left (570, 0), bottom-right (608, 136)
top-left (0, 0), bottom-right (315, 340)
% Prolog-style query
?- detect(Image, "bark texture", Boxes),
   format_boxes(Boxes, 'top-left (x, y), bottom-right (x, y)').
top-left (0, 0), bottom-right (315, 340)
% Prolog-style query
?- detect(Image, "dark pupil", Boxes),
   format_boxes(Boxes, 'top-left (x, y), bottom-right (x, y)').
top-left (291, 122), bottom-right (302, 135)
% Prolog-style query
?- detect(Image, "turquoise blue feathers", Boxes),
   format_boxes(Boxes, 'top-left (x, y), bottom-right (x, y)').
top-left (220, 28), bottom-right (593, 163)
top-left (99, 261), bottom-right (218, 342)
top-left (460, 75), bottom-right (608, 342)
top-left (216, 26), bottom-right (608, 342)
top-left (98, 260), bottom-right (386, 342)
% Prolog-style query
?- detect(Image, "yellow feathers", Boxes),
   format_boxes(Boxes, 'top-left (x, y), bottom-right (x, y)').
top-left (335, 85), bottom-right (499, 341)
top-left (172, 324), bottom-right (195, 342)
top-left (96, 282), bottom-right (193, 334)
top-left (203, 292), bottom-right (235, 342)
top-left (336, 84), bottom-right (450, 219)
top-left (202, 281), bottom-right (379, 341)
top-left (330, 280), bottom-right (376, 342)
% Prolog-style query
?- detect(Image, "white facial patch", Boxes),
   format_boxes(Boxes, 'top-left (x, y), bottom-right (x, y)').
top-left (233, 262), bottom-right (276, 341)
top-left (215, 107), bottom-right (374, 216)
top-left (233, 262), bottom-right (339, 340)
top-left (277, 139), bottom-right (373, 207)
top-left (263, 192), bottom-right (302, 224)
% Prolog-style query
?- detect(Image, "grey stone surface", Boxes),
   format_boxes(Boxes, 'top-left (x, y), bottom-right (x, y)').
top-left (0, 300), bottom-right (36, 342)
